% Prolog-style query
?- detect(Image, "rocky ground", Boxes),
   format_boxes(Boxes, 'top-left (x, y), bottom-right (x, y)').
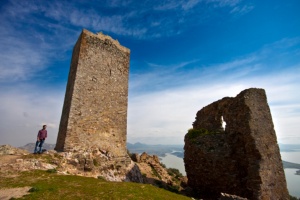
top-left (0, 145), bottom-right (186, 199)
top-left (130, 152), bottom-right (187, 192)
top-left (0, 145), bottom-right (253, 200)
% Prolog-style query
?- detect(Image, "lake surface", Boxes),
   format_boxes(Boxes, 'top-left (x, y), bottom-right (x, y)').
top-left (160, 151), bottom-right (300, 198)
top-left (160, 153), bottom-right (186, 176)
top-left (281, 152), bottom-right (300, 198)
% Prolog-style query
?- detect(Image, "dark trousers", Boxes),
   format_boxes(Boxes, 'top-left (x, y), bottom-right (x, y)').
top-left (34, 139), bottom-right (45, 153)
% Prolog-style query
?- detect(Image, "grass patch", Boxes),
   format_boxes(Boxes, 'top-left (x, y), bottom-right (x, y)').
top-left (0, 170), bottom-right (190, 200)
top-left (21, 154), bottom-right (56, 164)
top-left (186, 128), bottom-right (221, 140)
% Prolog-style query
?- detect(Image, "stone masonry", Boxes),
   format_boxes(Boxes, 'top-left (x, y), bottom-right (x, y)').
top-left (54, 29), bottom-right (133, 179)
top-left (184, 88), bottom-right (289, 199)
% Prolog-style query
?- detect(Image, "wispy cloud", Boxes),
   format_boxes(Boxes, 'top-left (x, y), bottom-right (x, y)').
top-left (2, 0), bottom-right (254, 40)
top-left (128, 37), bottom-right (300, 144)
top-left (211, 0), bottom-right (241, 7)
top-left (0, 0), bottom-right (298, 147)
top-left (128, 68), bottom-right (300, 144)
top-left (230, 5), bottom-right (254, 15)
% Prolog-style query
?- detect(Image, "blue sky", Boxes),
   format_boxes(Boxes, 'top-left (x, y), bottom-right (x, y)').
top-left (0, 0), bottom-right (299, 147)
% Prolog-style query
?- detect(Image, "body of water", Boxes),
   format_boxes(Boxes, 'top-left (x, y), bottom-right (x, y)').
top-left (160, 151), bottom-right (300, 198)
top-left (160, 153), bottom-right (186, 176)
top-left (281, 151), bottom-right (300, 198)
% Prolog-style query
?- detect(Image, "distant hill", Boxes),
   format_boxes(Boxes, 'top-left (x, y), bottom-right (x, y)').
top-left (19, 142), bottom-right (300, 168)
top-left (127, 142), bottom-right (183, 157)
top-left (279, 143), bottom-right (300, 152)
top-left (19, 143), bottom-right (55, 152)
top-left (19, 142), bottom-right (184, 156)
top-left (282, 161), bottom-right (300, 169)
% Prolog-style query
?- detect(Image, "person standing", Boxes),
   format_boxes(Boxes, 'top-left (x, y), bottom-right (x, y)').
top-left (34, 125), bottom-right (47, 154)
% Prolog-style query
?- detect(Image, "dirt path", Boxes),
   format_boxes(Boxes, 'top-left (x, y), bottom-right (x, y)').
top-left (0, 186), bottom-right (32, 200)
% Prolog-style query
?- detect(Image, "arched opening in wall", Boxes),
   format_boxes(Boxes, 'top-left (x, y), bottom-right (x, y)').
top-left (221, 116), bottom-right (226, 131)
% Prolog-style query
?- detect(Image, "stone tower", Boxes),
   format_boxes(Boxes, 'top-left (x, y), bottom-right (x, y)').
top-left (184, 88), bottom-right (289, 199)
top-left (55, 29), bottom-right (130, 160)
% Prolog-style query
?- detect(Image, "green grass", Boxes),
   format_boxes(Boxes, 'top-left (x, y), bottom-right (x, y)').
top-left (0, 170), bottom-right (190, 200)
top-left (186, 128), bottom-right (221, 140)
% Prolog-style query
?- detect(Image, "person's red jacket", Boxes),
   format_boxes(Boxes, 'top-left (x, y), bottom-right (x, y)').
top-left (37, 129), bottom-right (47, 140)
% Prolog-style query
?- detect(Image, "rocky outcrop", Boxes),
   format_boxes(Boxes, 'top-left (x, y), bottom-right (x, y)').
top-left (0, 145), bottom-right (28, 155)
top-left (130, 152), bottom-right (185, 192)
top-left (0, 145), bottom-right (142, 182)
top-left (184, 88), bottom-right (289, 199)
top-left (0, 145), bottom-right (56, 172)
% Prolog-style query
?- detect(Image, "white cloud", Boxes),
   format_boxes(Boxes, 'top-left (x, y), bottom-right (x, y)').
top-left (128, 38), bottom-right (300, 144)
top-left (128, 68), bottom-right (300, 144)
top-left (0, 85), bottom-right (64, 147)
top-left (0, 1), bottom-right (298, 148)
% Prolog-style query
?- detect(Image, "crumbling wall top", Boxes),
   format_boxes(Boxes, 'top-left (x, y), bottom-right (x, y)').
top-left (81, 29), bottom-right (130, 54)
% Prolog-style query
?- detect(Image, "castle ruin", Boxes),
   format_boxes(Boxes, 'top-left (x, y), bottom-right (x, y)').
top-left (184, 88), bottom-right (289, 199)
top-left (54, 29), bottom-right (135, 180)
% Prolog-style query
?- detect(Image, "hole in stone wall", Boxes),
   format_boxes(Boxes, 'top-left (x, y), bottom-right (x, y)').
top-left (221, 116), bottom-right (226, 130)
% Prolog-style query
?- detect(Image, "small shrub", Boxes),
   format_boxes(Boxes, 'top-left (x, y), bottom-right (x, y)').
top-left (151, 166), bottom-right (162, 180)
top-left (167, 168), bottom-right (183, 178)
top-left (46, 168), bottom-right (57, 173)
top-left (186, 128), bottom-right (209, 139)
top-left (28, 187), bottom-right (39, 192)
top-left (166, 185), bottom-right (180, 193)
top-left (154, 180), bottom-right (163, 188)
top-left (97, 176), bottom-right (106, 181)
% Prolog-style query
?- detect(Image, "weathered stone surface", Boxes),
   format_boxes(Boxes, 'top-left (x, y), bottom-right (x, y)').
top-left (0, 145), bottom-right (28, 155)
top-left (0, 146), bottom-right (142, 182)
top-left (132, 152), bottom-right (184, 192)
top-left (54, 29), bottom-right (133, 181)
top-left (130, 153), bottom-right (140, 162)
top-left (184, 88), bottom-right (289, 199)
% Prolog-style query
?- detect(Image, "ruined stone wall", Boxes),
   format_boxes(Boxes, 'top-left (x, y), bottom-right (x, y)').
top-left (184, 88), bottom-right (289, 199)
top-left (55, 29), bottom-right (130, 160)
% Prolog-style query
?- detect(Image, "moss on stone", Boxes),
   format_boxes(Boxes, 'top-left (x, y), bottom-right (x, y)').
top-left (186, 128), bottom-right (221, 140)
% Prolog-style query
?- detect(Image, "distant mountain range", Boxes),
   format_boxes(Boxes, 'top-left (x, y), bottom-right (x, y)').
top-left (282, 161), bottom-right (300, 169)
top-left (278, 143), bottom-right (300, 152)
top-left (127, 142), bottom-right (183, 157)
top-left (19, 142), bottom-right (300, 170)
top-left (20, 142), bottom-right (300, 155)
top-left (19, 143), bottom-right (56, 152)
